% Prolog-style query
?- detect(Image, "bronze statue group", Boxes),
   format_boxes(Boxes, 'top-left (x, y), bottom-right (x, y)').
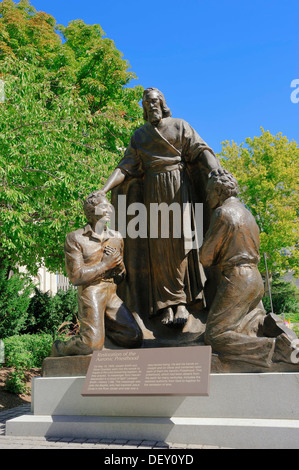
top-left (52, 88), bottom-right (298, 370)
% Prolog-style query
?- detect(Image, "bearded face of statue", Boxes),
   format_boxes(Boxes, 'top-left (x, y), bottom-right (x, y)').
top-left (142, 90), bottom-right (163, 126)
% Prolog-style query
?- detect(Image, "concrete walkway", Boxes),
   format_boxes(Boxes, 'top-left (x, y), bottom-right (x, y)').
top-left (0, 404), bottom-right (227, 449)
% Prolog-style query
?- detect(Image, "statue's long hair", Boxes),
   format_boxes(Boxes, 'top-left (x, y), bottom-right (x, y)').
top-left (208, 168), bottom-right (240, 199)
top-left (142, 87), bottom-right (172, 121)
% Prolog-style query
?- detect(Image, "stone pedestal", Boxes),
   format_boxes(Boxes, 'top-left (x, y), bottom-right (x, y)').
top-left (6, 372), bottom-right (299, 449)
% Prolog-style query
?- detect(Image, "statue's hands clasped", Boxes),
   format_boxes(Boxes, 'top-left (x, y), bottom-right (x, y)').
top-left (103, 245), bottom-right (123, 270)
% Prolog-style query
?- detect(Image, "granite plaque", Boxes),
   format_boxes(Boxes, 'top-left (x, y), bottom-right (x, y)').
top-left (81, 346), bottom-right (211, 396)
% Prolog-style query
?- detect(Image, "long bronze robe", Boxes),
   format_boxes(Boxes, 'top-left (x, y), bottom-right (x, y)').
top-left (111, 117), bottom-right (218, 320)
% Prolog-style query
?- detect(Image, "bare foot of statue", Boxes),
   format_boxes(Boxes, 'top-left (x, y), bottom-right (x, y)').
top-left (174, 304), bottom-right (190, 325)
top-left (161, 307), bottom-right (174, 325)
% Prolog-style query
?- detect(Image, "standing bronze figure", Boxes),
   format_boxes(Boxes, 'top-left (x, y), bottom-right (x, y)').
top-left (98, 87), bottom-right (220, 327)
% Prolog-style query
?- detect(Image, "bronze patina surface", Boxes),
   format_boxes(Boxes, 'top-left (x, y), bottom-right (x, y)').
top-left (45, 88), bottom-right (299, 374)
top-left (51, 193), bottom-right (143, 358)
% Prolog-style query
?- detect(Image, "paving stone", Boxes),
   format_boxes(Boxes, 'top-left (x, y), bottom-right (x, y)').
top-left (170, 442), bottom-right (190, 448)
top-left (155, 441), bottom-right (169, 448)
top-left (110, 439), bottom-right (129, 445)
top-left (139, 440), bottom-right (159, 448)
top-left (126, 440), bottom-right (143, 446)
top-left (93, 443), bottom-right (111, 449)
top-left (46, 437), bottom-right (63, 442)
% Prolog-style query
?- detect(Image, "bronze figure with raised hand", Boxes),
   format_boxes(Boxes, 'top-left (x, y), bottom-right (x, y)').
top-left (96, 87), bottom-right (220, 327)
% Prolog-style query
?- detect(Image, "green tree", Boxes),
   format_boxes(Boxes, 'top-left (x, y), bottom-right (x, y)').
top-left (263, 275), bottom-right (299, 315)
top-left (0, 0), bottom-right (143, 275)
top-left (219, 128), bottom-right (299, 276)
top-left (0, 259), bottom-right (34, 338)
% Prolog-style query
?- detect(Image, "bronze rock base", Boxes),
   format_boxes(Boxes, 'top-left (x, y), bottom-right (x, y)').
top-left (42, 349), bottom-right (299, 378)
top-left (43, 303), bottom-right (299, 377)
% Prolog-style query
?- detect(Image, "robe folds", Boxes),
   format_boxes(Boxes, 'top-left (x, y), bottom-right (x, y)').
top-left (111, 117), bottom-right (219, 320)
top-left (200, 197), bottom-right (276, 367)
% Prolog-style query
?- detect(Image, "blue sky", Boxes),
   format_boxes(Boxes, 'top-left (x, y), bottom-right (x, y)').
top-left (33, 0), bottom-right (298, 154)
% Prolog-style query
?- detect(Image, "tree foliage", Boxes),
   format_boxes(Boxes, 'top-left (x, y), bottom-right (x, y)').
top-left (0, 0), bottom-right (144, 274)
top-left (0, 258), bottom-right (34, 338)
top-left (263, 274), bottom-right (299, 315)
top-left (219, 128), bottom-right (299, 276)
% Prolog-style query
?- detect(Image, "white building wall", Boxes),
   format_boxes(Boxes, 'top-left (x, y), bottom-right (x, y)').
top-left (19, 265), bottom-right (70, 296)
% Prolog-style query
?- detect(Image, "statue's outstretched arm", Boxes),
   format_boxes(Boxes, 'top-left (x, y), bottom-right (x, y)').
top-left (101, 168), bottom-right (126, 194)
top-left (201, 149), bottom-right (221, 175)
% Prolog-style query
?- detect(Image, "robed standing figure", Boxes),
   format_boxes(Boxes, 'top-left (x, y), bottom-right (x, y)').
top-left (98, 88), bottom-right (220, 327)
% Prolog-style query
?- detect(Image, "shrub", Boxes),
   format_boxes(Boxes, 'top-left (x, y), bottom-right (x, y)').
top-left (293, 325), bottom-right (299, 338)
top-left (24, 287), bottom-right (78, 336)
top-left (3, 333), bottom-right (53, 369)
top-left (284, 311), bottom-right (299, 323)
top-left (263, 276), bottom-right (299, 315)
top-left (4, 369), bottom-right (29, 395)
top-left (0, 261), bottom-right (34, 339)
top-left (2, 333), bottom-right (53, 394)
